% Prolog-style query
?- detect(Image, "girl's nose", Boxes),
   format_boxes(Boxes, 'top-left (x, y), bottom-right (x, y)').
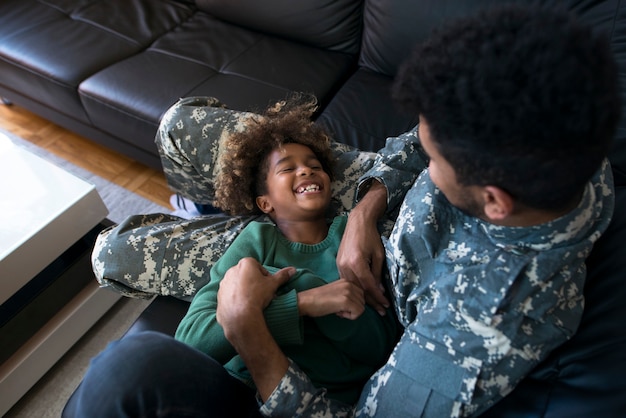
top-left (298, 166), bottom-right (312, 176)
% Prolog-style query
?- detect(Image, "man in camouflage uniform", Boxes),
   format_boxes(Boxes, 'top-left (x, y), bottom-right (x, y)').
top-left (66, 5), bottom-right (619, 418)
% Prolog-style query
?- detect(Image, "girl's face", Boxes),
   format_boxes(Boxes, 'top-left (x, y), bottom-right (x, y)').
top-left (256, 143), bottom-right (332, 222)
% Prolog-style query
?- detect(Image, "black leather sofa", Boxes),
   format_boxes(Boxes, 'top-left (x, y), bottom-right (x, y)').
top-left (0, 0), bottom-right (386, 168)
top-left (2, 0), bottom-right (625, 416)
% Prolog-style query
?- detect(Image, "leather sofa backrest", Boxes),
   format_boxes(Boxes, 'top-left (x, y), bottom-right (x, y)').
top-left (563, 0), bottom-right (626, 186)
top-left (599, 0), bottom-right (626, 186)
top-left (359, 0), bottom-right (502, 76)
top-left (195, 0), bottom-right (364, 54)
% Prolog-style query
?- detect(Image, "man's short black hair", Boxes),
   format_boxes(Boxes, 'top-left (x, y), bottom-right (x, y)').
top-left (393, 5), bottom-right (620, 211)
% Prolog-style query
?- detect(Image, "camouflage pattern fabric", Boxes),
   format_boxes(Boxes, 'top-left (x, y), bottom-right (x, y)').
top-left (260, 359), bottom-right (354, 417)
top-left (156, 96), bottom-right (256, 205)
top-left (92, 213), bottom-right (259, 300)
top-left (92, 97), bottom-right (382, 300)
top-left (259, 132), bottom-right (615, 417)
top-left (357, 159), bottom-right (614, 417)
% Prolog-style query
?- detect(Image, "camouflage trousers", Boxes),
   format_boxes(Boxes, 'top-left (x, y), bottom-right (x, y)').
top-left (92, 97), bottom-right (390, 300)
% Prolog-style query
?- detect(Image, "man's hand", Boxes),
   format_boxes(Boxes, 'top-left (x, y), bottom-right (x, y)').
top-left (216, 257), bottom-right (294, 335)
top-left (337, 181), bottom-right (390, 315)
top-left (216, 257), bottom-right (294, 401)
top-left (298, 279), bottom-right (365, 319)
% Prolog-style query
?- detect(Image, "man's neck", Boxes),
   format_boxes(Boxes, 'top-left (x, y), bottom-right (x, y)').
top-left (486, 191), bottom-right (583, 227)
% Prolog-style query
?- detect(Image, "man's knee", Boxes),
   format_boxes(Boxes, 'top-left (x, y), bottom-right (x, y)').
top-left (87, 332), bottom-right (178, 381)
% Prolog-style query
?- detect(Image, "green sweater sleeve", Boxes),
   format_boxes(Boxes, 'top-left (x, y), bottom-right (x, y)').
top-left (175, 222), bottom-right (305, 360)
top-left (263, 286), bottom-right (303, 345)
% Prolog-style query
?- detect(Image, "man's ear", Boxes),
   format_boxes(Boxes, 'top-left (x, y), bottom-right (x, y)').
top-left (256, 195), bottom-right (273, 214)
top-left (482, 186), bottom-right (514, 221)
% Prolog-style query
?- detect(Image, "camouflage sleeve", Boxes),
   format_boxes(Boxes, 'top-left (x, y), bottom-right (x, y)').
top-left (259, 359), bottom-right (354, 418)
top-left (356, 125), bottom-right (428, 214)
top-left (327, 142), bottom-right (377, 216)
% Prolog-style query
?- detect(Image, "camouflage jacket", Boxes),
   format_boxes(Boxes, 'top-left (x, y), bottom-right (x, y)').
top-left (260, 136), bottom-right (614, 417)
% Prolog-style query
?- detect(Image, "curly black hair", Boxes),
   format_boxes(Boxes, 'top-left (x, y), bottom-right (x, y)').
top-left (393, 5), bottom-right (620, 211)
top-left (213, 95), bottom-right (334, 215)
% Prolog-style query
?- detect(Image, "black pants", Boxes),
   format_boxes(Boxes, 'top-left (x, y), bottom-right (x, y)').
top-left (62, 331), bottom-right (262, 418)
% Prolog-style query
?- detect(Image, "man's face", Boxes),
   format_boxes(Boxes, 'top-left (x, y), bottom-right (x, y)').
top-left (418, 118), bottom-right (485, 219)
top-left (256, 143), bottom-right (332, 221)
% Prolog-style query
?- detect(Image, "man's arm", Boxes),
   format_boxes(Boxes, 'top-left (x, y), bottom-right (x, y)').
top-left (337, 125), bottom-right (427, 313)
top-left (356, 125), bottom-right (426, 212)
top-left (216, 258), bottom-right (356, 416)
top-left (216, 258), bottom-right (292, 400)
top-left (221, 306), bottom-right (290, 401)
top-left (337, 181), bottom-right (389, 314)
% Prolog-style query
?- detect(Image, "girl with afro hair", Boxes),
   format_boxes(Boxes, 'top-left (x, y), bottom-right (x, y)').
top-left (174, 95), bottom-right (399, 409)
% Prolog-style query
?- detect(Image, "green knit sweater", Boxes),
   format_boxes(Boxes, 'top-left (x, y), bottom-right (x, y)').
top-left (175, 216), bottom-right (398, 404)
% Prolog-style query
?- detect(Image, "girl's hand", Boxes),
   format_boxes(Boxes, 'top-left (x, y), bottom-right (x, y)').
top-left (297, 279), bottom-right (365, 320)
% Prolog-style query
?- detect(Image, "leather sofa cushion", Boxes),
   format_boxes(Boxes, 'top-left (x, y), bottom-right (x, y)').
top-left (608, 2), bottom-right (626, 186)
top-left (359, 0), bottom-right (503, 76)
top-left (316, 69), bottom-right (418, 152)
top-left (78, 11), bottom-right (357, 159)
top-left (0, 0), bottom-right (194, 125)
top-left (195, 0), bottom-right (363, 54)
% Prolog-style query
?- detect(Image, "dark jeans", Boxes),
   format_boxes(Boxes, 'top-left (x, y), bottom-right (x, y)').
top-left (62, 331), bottom-right (262, 418)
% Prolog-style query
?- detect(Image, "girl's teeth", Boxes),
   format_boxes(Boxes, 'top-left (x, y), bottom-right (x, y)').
top-left (298, 185), bottom-right (319, 193)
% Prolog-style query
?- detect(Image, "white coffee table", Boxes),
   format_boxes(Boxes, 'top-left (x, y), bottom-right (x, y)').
top-left (0, 131), bottom-right (120, 415)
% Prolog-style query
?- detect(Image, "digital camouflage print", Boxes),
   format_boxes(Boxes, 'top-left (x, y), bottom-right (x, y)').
top-left (259, 137), bottom-right (615, 417)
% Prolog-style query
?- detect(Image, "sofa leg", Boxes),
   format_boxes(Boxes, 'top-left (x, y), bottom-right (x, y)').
top-left (1, 97), bottom-right (13, 105)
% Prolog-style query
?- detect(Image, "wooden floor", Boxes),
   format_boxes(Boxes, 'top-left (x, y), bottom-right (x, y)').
top-left (0, 103), bottom-right (172, 209)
